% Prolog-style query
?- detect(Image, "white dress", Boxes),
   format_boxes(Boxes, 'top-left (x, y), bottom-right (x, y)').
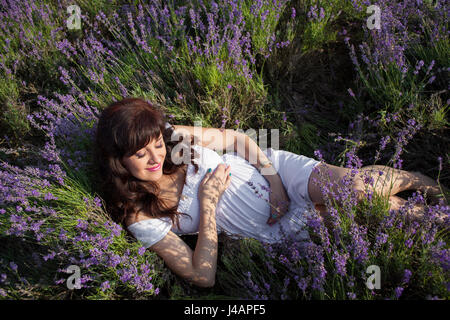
top-left (128, 125), bottom-right (321, 246)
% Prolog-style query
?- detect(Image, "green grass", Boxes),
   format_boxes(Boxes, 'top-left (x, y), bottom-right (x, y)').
top-left (0, 0), bottom-right (448, 300)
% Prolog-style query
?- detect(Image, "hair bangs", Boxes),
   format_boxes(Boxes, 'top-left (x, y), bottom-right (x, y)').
top-left (123, 109), bottom-right (163, 157)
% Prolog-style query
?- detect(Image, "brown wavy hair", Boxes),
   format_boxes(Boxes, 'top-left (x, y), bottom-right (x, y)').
top-left (94, 97), bottom-right (199, 230)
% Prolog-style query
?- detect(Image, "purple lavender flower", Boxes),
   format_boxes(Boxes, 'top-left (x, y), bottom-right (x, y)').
top-left (333, 251), bottom-right (349, 276)
top-left (379, 136), bottom-right (391, 150)
top-left (402, 269), bottom-right (412, 284)
top-left (138, 247), bottom-right (146, 256)
top-left (319, 7), bottom-right (325, 20)
top-left (430, 246), bottom-right (450, 272)
top-left (296, 277), bottom-right (308, 292)
top-left (404, 239), bottom-right (413, 248)
top-left (347, 276), bottom-right (355, 288)
top-left (100, 281), bottom-right (111, 291)
top-left (76, 219), bottom-right (88, 230)
top-left (394, 287), bottom-right (404, 299)
top-left (44, 192), bottom-right (58, 201)
top-left (348, 88), bottom-right (355, 98)
top-left (43, 251), bottom-right (56, 261)
top-left (349, 224), bottom-right (369, 263)
top-left (374, 232), bottom-right (388, 251)
top-left (426, 60), bottom-right (435, 75)
top-left (9, 262), bottom-right (18, 272)
top-left (93, 197), bottom-right (102, 207)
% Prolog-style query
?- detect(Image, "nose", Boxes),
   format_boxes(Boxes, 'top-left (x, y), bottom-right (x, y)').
top-left (147, 148), bottom-right (163, 165)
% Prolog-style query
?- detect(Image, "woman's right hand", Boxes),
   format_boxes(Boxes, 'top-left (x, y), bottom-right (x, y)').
top-left (198, 163), bottom-right (232, 206)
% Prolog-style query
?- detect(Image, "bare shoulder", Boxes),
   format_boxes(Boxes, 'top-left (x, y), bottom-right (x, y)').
top-left (124, 202), bottom-right (153, 227)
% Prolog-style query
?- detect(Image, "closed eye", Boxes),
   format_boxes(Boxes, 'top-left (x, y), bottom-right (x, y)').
top-left (135, 137), bottom-right (163, 158)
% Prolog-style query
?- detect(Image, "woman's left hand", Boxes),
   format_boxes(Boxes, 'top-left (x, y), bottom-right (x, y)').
top-left (266, 177), bottom-right (290, 226)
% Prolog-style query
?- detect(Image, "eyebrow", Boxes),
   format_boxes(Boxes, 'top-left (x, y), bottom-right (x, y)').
top-left (136, 135), bottom-right (163, 153)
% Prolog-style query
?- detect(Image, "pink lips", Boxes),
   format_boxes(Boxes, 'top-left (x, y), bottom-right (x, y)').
top-left (146, 163), bottom-right (161, 172)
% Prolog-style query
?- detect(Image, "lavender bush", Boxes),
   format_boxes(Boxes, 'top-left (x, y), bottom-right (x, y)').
top-left (0, 88), bottom-right (169, 298)
top-left (0, 0), bottom-right (448, 300)
top-left (0, 0), bottom-right (77, 142)
top-left (217, 134), bottom-right (449, 300)
top-left (344, 0), bottom-right (448, 123)
top-left (53, 0), bottom-right (297, 131)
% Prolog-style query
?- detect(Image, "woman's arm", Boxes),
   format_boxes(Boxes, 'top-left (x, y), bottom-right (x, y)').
top-left (232, 130), bottom-right (279, 183)
top-left (192, 196), bottom-right (218, 286)
top-left (149, 163), bottom-right (231, 287)
top-left (233, 132), bottom-right (291, 225)
top-left (171, 124), bottom-right (279, 183)
top-left (149, 199), bottom-right (218, 287)
top-left (171, 124), bottom-right (289, 222)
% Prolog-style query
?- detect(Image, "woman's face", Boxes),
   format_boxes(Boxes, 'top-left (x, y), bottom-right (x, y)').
top-left (122, 131), bottom-right (167, 182)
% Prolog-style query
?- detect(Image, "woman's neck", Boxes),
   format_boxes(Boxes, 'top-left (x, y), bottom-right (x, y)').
top-left (156, 165), bottom-right (187, 209)
top-left (159, 164), bottom-right (186, 186)
top-left (126, 165), bottom-right (187, 225)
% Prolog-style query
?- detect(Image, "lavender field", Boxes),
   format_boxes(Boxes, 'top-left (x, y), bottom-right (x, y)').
top-left (0, 0), bottom-right (449, 300)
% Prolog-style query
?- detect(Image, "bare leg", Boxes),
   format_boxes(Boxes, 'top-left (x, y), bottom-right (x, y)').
top-left (308, 163), bottom-right (447, 206)
top-left (314, 203), bottom-right (334, 230)
top-left (387, 194), bottom-right (426, 221)
top-left (357, 165), bottom-right (428, 198)
top-left (388, 194), bottom-right (406, 211)
top-left (315, 195), bottom-right (427, 228)
top-left (309, 163), bottom-right (428, 204)
top-left (410, 171), bottom-right (449, 205)
top-left (358, 165), bottom-right (448, 205)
